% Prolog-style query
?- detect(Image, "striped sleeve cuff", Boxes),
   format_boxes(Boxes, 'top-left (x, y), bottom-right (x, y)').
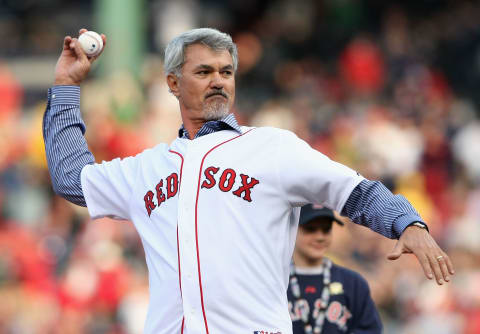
top-left (393, 214), bottom-right (426, 238)
top-left (51, 85), bottom-right (80, 106)
top-left (342, 180), bottom-right (426, 239)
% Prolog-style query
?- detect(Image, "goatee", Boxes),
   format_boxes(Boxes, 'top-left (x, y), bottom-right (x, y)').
top-left (203, 99), bottom-right (230, 121)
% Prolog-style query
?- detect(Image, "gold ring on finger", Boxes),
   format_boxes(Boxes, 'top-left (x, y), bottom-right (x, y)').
top-left (436, 255), bottom-right (444, 260)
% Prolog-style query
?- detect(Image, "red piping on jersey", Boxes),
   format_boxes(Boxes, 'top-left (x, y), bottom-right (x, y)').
top-left (194, 129), bottom-right (255, 333)
top-left (169, 149), bottom-right (184, 334)
top-left (169, 150), bottom-right (184, 187)
top-left (178, 226), bottom-right (184, 334)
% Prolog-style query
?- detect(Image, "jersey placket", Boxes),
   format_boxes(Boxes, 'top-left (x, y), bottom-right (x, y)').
top-left (177, 140), bottom-right (209, 333)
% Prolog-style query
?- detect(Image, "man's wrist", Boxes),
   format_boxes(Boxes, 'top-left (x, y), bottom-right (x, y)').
top-left (406, 221), bottom-right (429, 232)
top-left (54, 80), bottom-right (81, 86)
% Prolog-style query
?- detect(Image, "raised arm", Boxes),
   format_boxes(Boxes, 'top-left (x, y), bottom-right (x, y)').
top-left (43, 29), bottom-right (107, 206)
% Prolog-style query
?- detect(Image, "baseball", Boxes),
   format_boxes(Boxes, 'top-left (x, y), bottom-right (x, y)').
top-left (78, 31), bottom-right (103, 57)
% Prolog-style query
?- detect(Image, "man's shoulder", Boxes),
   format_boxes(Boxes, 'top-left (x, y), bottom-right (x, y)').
top-left (87, 143), bottom-right (171, 170)
top-left (240, 125), bottom-right (296, 138)
top-left (133, 142), bottom-right (171, 159)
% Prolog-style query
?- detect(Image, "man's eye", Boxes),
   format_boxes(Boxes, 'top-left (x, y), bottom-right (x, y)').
top-left (223, 71), bottom-right (232, 75)
top-left (197, 71), bottom-right (209, 75)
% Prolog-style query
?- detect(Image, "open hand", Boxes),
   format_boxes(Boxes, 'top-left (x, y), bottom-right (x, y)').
top-left (54, 28), bottom-right (107, 86)
top-left (387, 225), bottom-right (454, 285)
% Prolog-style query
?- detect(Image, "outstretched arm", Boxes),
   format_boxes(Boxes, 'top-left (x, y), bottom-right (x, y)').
top-left (43, 29), bottom-right (107, 206)
top-left (342, 180), bottom-right (454, 285)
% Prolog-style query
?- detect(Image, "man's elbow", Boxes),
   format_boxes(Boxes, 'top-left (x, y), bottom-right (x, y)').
top-left (51, 177), bottom-right (87, 207)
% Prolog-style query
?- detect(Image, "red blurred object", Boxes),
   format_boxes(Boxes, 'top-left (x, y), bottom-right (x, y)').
top-left (0, 223), bottom-right (56, 294)
top-left (106, 126), bottom-right (149, 160)
top-left (0, 64), bottom-right (23, 120)
top-left (95, 265), bottom-right (131, 311)
top-left (340, 38), bottom-right (385, 94)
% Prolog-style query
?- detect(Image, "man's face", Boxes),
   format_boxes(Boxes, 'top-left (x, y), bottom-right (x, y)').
top-left (169, 43), bottom-right (236, 121)
top-left (295, 218), bottom-right (333, 261)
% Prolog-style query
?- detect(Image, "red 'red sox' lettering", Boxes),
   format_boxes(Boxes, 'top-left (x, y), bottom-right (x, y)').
top-left (144, 167), bottom-right (259, 216)
top-left (166, 173), bottom-right (178, 198)
top-left (232, 174), bottom-right (260, 202)
top-left (201, 166), bottom-right (220, 189)
top-left (219, 168), bottom-right (236, 192)
top-left (201, 166), bottom-right (260, 202)
top-left (144, 172), bottom-right (179, 217)
top-left (144, 191), bottom-right (156, 216)
top-left (156, 180), bottom-right (166, 206)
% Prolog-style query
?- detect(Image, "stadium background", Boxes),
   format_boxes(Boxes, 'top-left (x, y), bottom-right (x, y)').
top-left (1, 0), bottom-right (480, 333)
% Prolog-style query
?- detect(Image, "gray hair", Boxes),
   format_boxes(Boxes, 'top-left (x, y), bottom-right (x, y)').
top-left (164, 28), bottom-right (238, 77)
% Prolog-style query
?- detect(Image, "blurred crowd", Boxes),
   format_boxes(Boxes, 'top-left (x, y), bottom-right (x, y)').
top-left (1, 0), bottom-right (480, 333)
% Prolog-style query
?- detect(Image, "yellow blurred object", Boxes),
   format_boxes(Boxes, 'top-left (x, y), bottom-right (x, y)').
top-left (395, 172), bottom-right (435, 223)
top-left (25, 103), bottom-right (48, 169)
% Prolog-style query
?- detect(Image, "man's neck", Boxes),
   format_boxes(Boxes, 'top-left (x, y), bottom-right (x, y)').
top-left (182, 118), bottom-right (206, 140)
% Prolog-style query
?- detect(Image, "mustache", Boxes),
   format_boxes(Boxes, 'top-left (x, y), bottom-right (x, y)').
top-left (205, 90), bottom-right (228, 99)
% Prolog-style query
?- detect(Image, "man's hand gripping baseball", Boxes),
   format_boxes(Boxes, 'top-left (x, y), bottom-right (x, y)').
top-left (387, 225), bottom-right (454, 285)
top-left (54, 28), bottom-right (107, 86)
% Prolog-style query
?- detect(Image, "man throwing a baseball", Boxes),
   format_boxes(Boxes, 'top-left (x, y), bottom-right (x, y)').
top-left (44, 28), bottom-right (453, 334)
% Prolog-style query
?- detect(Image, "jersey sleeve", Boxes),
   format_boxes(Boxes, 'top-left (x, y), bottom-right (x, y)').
top-left (276, 130), bottom-right (364, 212)
top-left (81, 156), bottom-right (140, 221)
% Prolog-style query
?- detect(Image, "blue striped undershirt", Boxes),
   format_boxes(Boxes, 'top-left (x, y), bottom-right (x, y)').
top-left (178, 113), bottom-right (241, 139)
top-left (43, 85), bottom-right (425, 238)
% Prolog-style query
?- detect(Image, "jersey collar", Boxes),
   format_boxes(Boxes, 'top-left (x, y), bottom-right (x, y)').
top-left (178, 113), bottom-right (241, 139)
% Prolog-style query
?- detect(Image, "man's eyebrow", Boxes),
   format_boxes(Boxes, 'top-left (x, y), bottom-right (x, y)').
top-left (193, 64), bottom-right (214, 71)
top-left (193, 64), bottom-right (234, 71)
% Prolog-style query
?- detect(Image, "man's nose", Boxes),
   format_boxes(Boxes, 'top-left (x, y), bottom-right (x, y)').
top-left (210, 72), bottom-right (224, 89)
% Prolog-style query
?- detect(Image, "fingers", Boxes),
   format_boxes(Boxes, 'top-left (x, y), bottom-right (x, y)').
top-left (415, 251), bottom-right (454, 285)
top-left (435, 252), bottom-right (454, 279)
top-left (445, 254), bottom-right (455, 275)
top-left (436, 254), bottom-right (450, 282)
top-left (417, 249), bottom-right (453, 285)
top-left (387, 240), bottom-right (405, 260)
top-left (413, 250), bottom-right (455, 285)
top-left (63, 36), bottom-right (72, 50)
top-left (399, 226), bottom-right (455, 285)
top-left (427, 254), bottom-right (444, 284)
top-left (70, 38), bottom-right (89, 62)
top-left (79, 28), bottom-right (88, 35)
top-left (416, 252), bottom-right (434, 280)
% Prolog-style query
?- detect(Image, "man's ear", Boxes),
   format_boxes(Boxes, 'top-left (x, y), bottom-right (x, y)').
top-left (167, 73), bottom-right (180, 98)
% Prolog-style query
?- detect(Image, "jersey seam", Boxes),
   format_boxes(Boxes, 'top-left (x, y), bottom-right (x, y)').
top-left (125, 156), bottom-right (140, 221)
top-left (275, 132), bottom-right (295, 208)
top-left (336, 176), bottom-right (364, 214)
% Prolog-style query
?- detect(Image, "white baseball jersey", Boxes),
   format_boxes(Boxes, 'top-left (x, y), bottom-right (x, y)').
top-left (80, 126), bottom-right (364, 334)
